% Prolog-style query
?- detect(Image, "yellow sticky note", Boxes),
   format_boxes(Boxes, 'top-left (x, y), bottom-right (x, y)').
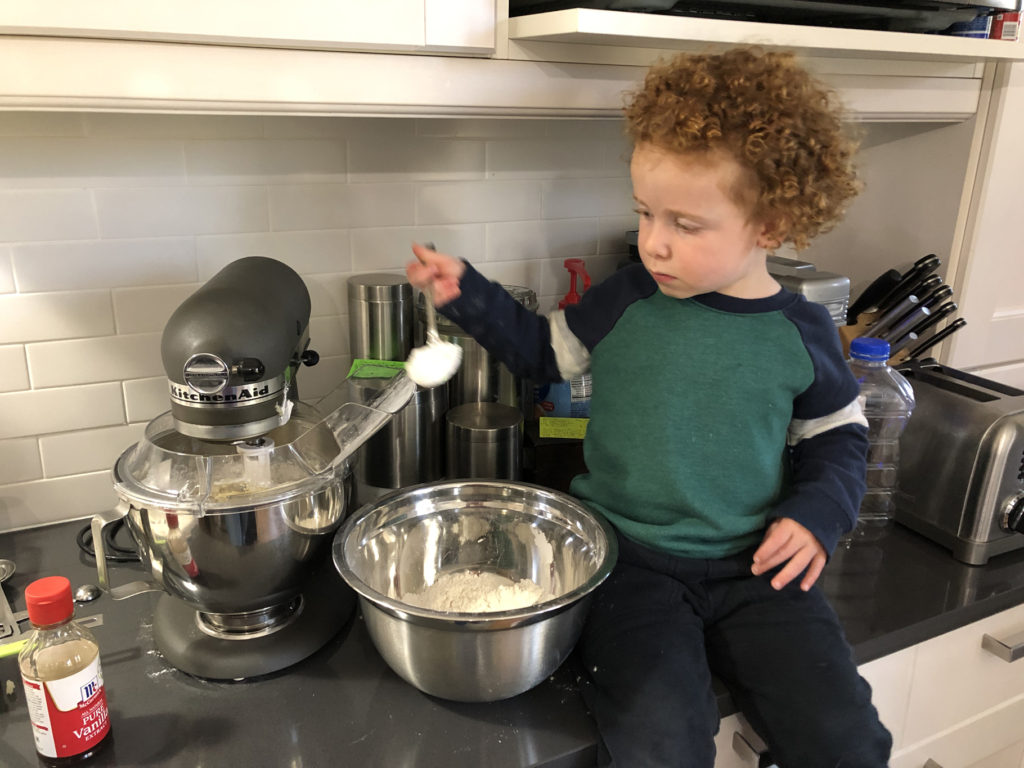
top-left (347, 358), bottom-right (405, 379)
top-left (538, 417), bottom-right (589, 439)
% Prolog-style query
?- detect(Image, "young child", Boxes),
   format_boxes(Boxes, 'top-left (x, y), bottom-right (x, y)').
top-left (407, 47), bottom-right (891, 767)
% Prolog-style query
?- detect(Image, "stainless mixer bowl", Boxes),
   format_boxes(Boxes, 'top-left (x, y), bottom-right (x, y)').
top-left (333, 480), bottom-right (617, 702)
top-left (110, 403), bottom-right (353, 615)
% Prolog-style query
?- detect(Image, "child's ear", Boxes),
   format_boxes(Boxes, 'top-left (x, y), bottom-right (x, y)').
top-left (757, 218), bottom-right (788, 250)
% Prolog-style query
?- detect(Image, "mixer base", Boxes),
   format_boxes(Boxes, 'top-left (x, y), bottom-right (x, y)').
top-left (153, 569), bottom-right (355, 680)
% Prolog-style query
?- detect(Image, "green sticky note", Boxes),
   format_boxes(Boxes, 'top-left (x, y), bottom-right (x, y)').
top-left (347, 359), bottom-right (405, 379)
top-left (538, 417), bottom-right (589, 439)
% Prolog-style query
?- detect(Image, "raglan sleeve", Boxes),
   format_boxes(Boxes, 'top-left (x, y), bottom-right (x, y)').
top-left (771, 303), bottom-right (869, 555)
top-left (439, 261), bottom-right (565, 384)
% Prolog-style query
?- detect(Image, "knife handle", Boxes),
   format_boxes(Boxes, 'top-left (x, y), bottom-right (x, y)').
top-left (908, 301), bottom-right (957, 338)
top-left (907, 318), bottom-right (967, 359)
top-left (921, 284), bottom-right (953, 309)
top-left (869, 294), bottom-right (919, 338)
top-left (883, 305), bottom-right (930, 343)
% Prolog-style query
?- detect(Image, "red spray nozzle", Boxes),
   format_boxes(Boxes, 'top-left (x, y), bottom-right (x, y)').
top-left (559, 258), bottom-right (591, 308)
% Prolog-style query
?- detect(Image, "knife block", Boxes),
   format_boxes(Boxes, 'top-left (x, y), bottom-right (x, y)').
top-left (839, 312), bottom-right (909, 365)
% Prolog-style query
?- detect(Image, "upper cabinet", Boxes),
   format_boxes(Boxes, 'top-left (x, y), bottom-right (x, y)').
top-left (0, 1), bottom-right (1021, 119)
top-left (0, 0), bottom-right (496, 54)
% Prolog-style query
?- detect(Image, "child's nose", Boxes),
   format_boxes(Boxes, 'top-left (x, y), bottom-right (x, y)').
top-left (642, 223), bottom-right (670, 259)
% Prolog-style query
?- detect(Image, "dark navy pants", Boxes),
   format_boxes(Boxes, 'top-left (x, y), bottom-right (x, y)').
top-left (576, 533), bottom-right (892, 768)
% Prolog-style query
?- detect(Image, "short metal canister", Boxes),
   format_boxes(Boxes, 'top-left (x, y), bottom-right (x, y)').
top-left (446, 402), bottom-right (522, 480)
top-left (417, 285), bottom-right (537, 419)
top-left (348, 273), bottom-right (414, 362)
top-left (345, 376), bottom-right (448, 501)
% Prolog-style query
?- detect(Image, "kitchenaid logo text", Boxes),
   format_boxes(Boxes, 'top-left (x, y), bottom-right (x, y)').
top-left (169, 380), bottom-right (281, 405)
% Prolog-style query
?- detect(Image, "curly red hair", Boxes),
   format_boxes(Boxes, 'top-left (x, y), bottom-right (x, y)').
top-left (624, 47), bottom-right (861, 251)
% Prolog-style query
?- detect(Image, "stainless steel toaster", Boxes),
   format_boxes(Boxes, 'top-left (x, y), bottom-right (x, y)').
top-left (894, 360), bottom-right (1024, 565)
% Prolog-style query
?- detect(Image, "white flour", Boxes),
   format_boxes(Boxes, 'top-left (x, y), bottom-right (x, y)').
top-left (404, 570), bottom-right (553, 613)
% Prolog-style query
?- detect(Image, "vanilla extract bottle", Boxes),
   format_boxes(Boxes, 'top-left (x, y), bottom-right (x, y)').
top-left (18, 575), bottom-right (113, 766)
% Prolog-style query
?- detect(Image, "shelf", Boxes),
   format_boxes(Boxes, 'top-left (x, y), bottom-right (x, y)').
top-left (508, 8), bottom-right (1024, 62)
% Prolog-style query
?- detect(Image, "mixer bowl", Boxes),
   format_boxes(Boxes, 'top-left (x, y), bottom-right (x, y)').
top-left (109, 403), bottom-right (353, 615)
top-left (333, 480), bottom-right (617, 702)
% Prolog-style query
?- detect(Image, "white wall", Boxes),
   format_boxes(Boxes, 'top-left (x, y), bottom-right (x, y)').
top-left (0, 113), bottom-right (974, 532)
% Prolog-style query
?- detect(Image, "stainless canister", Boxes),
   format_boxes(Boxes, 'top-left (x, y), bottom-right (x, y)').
top-left (348, 273), bottom-right (414, 362)
top-left (446, 402), bottom-right (522, 480)
top-left (346, 376), bottom-right (447, 501)
top-left (417, 285), bottom-right (538, 419)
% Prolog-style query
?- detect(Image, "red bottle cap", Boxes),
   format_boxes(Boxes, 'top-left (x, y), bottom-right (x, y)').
top-left (25, 576), bottom-right (74, 626)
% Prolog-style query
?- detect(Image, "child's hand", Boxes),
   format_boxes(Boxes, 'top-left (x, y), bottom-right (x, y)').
top-left (407, 243), bottom-right (465, 307)
top-left (751, 518), bottom-right (826, 592)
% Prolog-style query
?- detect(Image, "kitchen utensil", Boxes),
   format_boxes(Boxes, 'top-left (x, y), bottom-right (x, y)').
top-left (347, 273), bottom-right (415, 362)
top-left (333, 480), bottom-right (617, 702)
top-left (907, 300), bottom-right (958, 339)
top-left (906, 317), bottom-right (967, 359)
top-left (880, 305), bottom-right (930, 344)
top-left (446, 401), bottom-right (523, 480)
top-left (74, 584), bottom-right (101, 603)
top-left (875, 254), bottom-right (941, 313)
top-left (894, 360), bottom-right (1024, 564)
top-left (920, 284), bottom-right (954, 310)
top-left (867, 294), bottom-right (920, 339)
top-left (406, 243), bottom-right (463, 388)
top-left (888, 331), bottom-right (919, 358)
top-left (416, 285), bottom-right (539, 419)
top-left (846, 269), bottom-right (902, 324)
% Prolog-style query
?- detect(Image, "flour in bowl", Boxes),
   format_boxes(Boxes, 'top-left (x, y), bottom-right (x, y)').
top-left (404, 570), bottom-right (554, 613)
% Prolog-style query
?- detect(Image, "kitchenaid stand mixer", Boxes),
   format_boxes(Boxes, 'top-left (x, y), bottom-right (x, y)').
top-left (93, 257), bottom-right (416, 680)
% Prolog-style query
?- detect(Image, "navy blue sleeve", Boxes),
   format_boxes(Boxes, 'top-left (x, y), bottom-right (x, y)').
top-left (773, 297), bottom-right (869, 555)
top-left (440, 262), bottom-right (563, 383)
top-left (562, 262), bottom-right (657, 352)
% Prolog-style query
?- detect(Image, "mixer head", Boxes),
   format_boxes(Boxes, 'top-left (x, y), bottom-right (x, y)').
top-left (161, 257), bottom-right (319, 441)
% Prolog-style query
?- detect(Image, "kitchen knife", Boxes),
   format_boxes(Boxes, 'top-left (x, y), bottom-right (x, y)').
top-left (907, 318), bottom-right (967, 359)
top-left (881, 305), bottom-right (930, 344)
top-left (868, 294), bottom-right (919, 339)
top-left (846, 268), bottom-right (902, 324)
top-left (888, 331), bottom-right (919, 358)
top-left (919, 284), bottom-right (953, 310)
top-left (874, 254), bottom-right (941, 314)
top-left (907, 300), bottom-right (957, 338)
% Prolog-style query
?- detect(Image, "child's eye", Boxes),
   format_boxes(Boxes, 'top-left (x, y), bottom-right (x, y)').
top-left (675, 220), bottom-right (702, 234)
top-left (633, 208), bottom-right (652, 219)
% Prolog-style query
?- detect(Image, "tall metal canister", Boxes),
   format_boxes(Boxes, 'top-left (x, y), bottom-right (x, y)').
top-left (348, 273), bottom-right (414, 361)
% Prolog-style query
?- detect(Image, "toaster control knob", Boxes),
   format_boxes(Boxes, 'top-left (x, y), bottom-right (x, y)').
top-left (1002, 494), bottom-right (1024, 535)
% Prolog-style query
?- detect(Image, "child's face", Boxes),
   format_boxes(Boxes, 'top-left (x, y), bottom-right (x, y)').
top-left (630, 143), bottom-right (777, 300)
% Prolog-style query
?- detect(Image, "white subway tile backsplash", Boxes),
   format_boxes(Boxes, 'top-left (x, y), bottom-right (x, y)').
top-left (0, 189), bottom-right (98, 241)
top-left (123, 377), bottom-right (168, 424)
top-left (0, 291), bottom-right (114, 344)
top-left (0, 246), bottom-right (13, 293)
top-left (349, 137), bottom-right (486, 182)
top-left (113, 284), bottom-right (198, 334)
top-left (0, 472), bottom-right (117, 530)
top-left (0, 345), bottom-right (29, 393)
top-left (485, 219), bottom-right (598, 263)
top-left (0, 115), bottom-right (634, 531)
top-left (185, 139), bottom-right (346, 186)
top-left (13, 238), bottom-right (197, 292)
top-left (26, 333), bottom-right (163, 388)
top-left (351, 225), bottom-right (485, 271)
top-left (0, 382), bottom-right (124, 441)
top-left (0, 137), bottom-right (186, 189)
top-left (417, 180), bottom-right (541, 225)
top-left (95, 186), bottom-right (268, 238)
top-left (195, 230), bottom-right (351, 279)
top-left (0, 112), bottom-right (86, 137)
top-left (487, 139), bottom-right (612, 180)
top-left (39, 423), bottom-right (146, 478)
top-left (541, 177), bottom-right (634, 219)
top-left (0, 438), bottom-right (42, 484)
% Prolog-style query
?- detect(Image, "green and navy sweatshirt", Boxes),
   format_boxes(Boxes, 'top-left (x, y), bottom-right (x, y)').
top-left (442, 261), bottom-right (869, 558)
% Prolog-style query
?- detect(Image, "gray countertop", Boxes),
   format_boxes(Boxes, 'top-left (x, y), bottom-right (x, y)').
top-left (2, 518), bottom-right (1023, 768)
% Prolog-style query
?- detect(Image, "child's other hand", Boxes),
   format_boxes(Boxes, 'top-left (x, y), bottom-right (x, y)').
top-left (751, 518), bottom-right (826, 592)
top-left (407, 243), bottom-right (465, 306)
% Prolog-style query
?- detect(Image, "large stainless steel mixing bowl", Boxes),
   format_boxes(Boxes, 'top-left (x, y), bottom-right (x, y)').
top-left (333, 480), bottom-right (617, 702)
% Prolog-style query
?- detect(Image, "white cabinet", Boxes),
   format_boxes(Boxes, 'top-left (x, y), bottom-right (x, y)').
top-left (0, 0), bottom-right (495, 54)
top-left (859, 602), bottom-right (1024, 768)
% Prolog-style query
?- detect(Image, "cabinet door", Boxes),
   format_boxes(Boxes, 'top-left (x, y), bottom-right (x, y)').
top-left (0, 0), bottom-right (481, 53)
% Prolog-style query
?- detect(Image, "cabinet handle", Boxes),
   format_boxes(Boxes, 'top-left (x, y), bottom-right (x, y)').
top-left (732, 731), bottom-right (778, 768)
top-left (981, 629), bottom-right (1024, 662)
